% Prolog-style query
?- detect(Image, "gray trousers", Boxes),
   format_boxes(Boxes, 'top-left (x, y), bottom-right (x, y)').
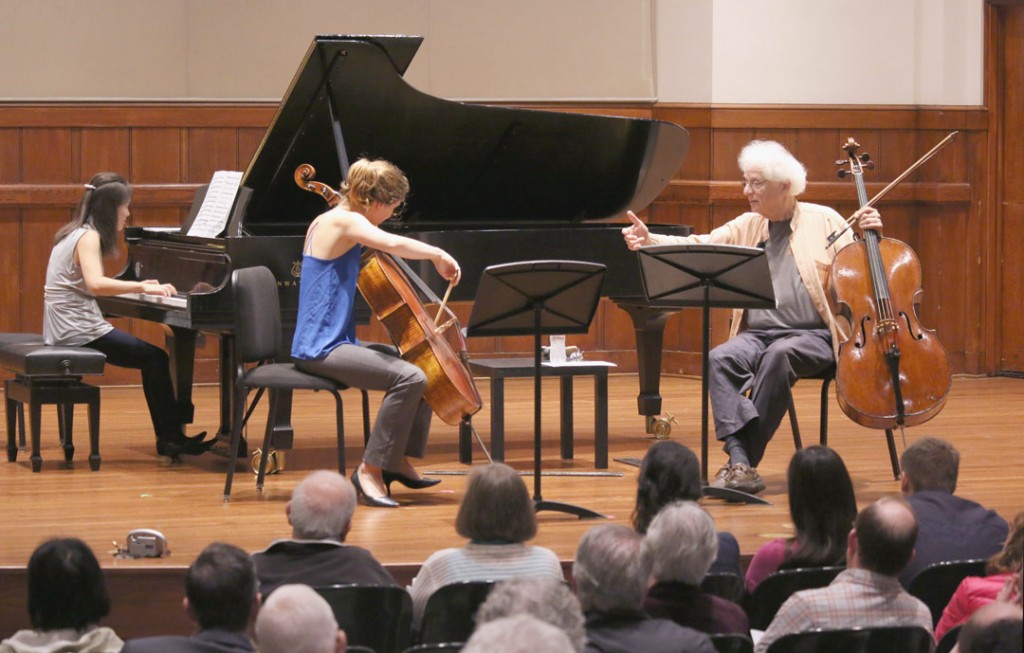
top-left (708, 328), bottom-right (833, 467)
top-left (295, 342), bottom-right (432, 471)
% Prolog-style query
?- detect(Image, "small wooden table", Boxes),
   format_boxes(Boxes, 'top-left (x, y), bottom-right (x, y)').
top-left (464, 357), bottom-right (609, 468)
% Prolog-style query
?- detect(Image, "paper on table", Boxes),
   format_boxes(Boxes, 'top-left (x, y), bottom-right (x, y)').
top-left (186, 171), bottom-right (243, 238)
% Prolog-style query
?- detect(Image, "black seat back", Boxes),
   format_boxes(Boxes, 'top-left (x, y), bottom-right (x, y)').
top-left (418, 580), bottom-right (496, 644)
top-left (744, 566), bottom-right (845, 630)
top-left (701, 572), bottom-right (746, 604)
top-left (908, 559), bottom-right (988, 626)
top-left (764, 626), bottom-right (933, 653)
top-left (709, 633), bottom-right (754, 653)
top-left (231, 266), bottom-right (282, 364)
top-left (315, 584), bottom-right (413, 653)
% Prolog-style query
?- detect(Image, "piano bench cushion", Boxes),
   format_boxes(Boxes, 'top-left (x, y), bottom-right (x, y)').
top-left (0, 341), bottom-right (106, 377)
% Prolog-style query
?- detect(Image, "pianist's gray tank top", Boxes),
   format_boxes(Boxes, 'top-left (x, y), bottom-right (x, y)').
top-left (43, 226), bottom-right (114, 346)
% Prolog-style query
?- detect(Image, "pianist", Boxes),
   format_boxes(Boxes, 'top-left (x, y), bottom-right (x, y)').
top-left (43, 172), bottom-right (213, 461)
top-left (621, 140), bottom-right (882, 495)
top-left (291, 159), bottom-right (461, 508)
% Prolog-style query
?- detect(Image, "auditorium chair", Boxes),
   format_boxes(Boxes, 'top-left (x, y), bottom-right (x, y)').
top-left (764, 626), bottom-right (932, 653)
top-left (908, 558), bottom-right (988, 626)
top-left (418, 580), bottom-right (496, 645)
top-left (744, 565), bottom-right (845, 631)
top-left (222, 266), bottom-right (369, 500)
top-left (709, 634), bottom-right (754, 653)
top-left (314, 584), bottom-right (413, 653)
top-left (701, 571), bottom-right (746, 604)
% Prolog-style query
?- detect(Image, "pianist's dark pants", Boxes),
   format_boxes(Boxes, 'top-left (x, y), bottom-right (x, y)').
top-left (295, 341), bottom-right (432, 471)
top-left (709, 328), bottom-right (833, 468)
top-left (84, 327), bottom-right (184, 441)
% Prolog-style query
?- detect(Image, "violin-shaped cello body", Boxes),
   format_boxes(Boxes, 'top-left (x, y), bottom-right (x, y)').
top-left (294, 163), bottom-right (482, 426)
top-left (830, 140), bottom-right (951, 430)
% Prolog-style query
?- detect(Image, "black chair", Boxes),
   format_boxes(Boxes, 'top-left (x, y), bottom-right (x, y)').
top-left (701, 572), bottom-right (746, 604)
top-left (403, 644), bottom-right (464, 653)
top-left (709, 633), bottom-right (754, 653)
top-left (787, 365), bottom-right (900, 479)
top-left (346, 647), bottom-right (377, 653)
top-left (935, 624), bottom-right (961, 653)
top-left (744, 566), bottom-right (845, 631)
top-left (223, 266), bottom-right (369, 500)
top-left (314, 584), bottom-right (413, 653)
top-left (418, 580), bottom-right (496, 645)
top-left (908, 558), bottom-right (988, 626)
top-left (764, 626), bottom-right (933, 653)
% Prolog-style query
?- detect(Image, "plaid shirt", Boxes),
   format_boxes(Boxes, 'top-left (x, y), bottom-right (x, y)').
top-left (755, 568), bottom-right (933, 653)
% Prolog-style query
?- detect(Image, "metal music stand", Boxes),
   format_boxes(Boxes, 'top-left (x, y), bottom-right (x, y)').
top-left (467, 260), bottom-right (606, 519)
top-left (638, 244), bottom-right (775, 505)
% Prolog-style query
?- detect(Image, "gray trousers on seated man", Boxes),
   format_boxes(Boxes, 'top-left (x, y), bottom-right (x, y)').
top-left (709, 328), bottom-right (833, 468)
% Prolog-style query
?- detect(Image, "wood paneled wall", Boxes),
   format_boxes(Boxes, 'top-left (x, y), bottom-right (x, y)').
top-left (0, 101), bottom-right (996, 385)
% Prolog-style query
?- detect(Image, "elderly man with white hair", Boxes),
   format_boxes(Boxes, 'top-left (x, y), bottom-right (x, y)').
top-left (255, 584), bottom-right (346, 653)
top-left (641, 501), bottom-right (749, 636)
top-left (463, 614), bottom-right (576, 653)
top-left (623, 140), bottom-right (883, 494)
top-left (573, 524), bottom-right (715, 653)
top-left (252, 470), bottom-right (395, 596)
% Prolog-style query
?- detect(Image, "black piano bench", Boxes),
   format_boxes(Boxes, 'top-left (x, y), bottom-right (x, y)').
top-left (0, 334), bottom-right (106, 472)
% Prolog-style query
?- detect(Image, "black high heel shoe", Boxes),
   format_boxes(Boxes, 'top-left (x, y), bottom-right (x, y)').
top-left (351, 470), bottom-right (399, 508)
top-left (156, 432), bottom-right (214, 462)
top-left (382, 470), bottom-right (441, 494)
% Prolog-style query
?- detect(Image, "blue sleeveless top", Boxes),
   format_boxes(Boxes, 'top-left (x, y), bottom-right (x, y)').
top-left (291, 245), bottom-right (362, 360)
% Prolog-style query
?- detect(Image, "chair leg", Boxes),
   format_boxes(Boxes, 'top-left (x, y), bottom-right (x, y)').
top-left (59, 402), bottom-right (75, 462)
top-left (88, 390), bottom-right (100, 471)
top-left (224, 384), bottom-right (249, 501)
top-left (820, 376), bottom-right (833, 446)
top-left (5, 388), bottom-right (17, 462)
top-left (361, 389), bottom-right (370, 445)
top-left (256, 388), bottom-right (279, 493)
top-left (332, 390), bottom-right (346, 476)
top-left (788, 393), bottom-right (803, 450)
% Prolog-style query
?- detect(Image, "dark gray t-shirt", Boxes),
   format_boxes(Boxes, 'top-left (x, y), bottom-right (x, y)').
top-left (747, 220), bottom-right (824, 330)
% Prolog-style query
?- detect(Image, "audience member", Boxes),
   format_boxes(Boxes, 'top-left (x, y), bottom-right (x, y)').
top-left (121, 543), bottom-right (259, 653)
top-left (475, 576), bottom-right (586, 653)
top-left (632, 440), bottom-right (741, 575)
top-left (899, 437), bottom-right (1009, 587)
top-left (641, 501), bottom-right (749, 635)
top-left (573, 524), bottom-right (715, 653)
top-left (0, 538), bottom-right (122, 653)
top-left (463, 614), bottom-right (576, 653)
top-left (756, 497), bottom-right (933, 653)
top-left (254, 584), bottom-right (346, 653)
top-left (936, 511), bottom-right (1024, 641)
top-left (745, 446), bottom-right (857, 592)
top-left (407, 463), bottom-right (563, 626)
top-left (252, 470), bottom-right (396, 596)
top-left (955, 601), bottom-right (1023, 653)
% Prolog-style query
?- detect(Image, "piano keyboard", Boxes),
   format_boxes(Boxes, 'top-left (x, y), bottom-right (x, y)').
top-left (115, 292), bottom-right (188, 309)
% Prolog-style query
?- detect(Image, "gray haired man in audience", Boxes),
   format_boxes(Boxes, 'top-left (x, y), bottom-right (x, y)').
top-left (475, 576), bottom-right (586, 652)
top-left (252, 470), bottom-right (395, 596)
top-left (255, 584), bottom-right (346, 653)
top-left (463, 614), bottom-right (576, 653)
top-left (756, 497), bottom-right (933, 653)
top-left (573, 524), bottom-right (715, 653)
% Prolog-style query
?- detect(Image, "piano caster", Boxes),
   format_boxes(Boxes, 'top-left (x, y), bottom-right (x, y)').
top-left (251, 448), bottom-right (284, 476)
top-left (646, 414), bottom-right (677, 439)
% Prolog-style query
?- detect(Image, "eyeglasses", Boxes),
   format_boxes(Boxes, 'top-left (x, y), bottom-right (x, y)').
top-left (742, 178), bottom-right (769, 191)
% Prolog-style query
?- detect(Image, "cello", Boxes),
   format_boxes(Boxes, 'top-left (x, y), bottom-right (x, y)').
top-left (294, 163), bottom-right (482, 427)
top-left (830, 138), bottom-right (951, 433)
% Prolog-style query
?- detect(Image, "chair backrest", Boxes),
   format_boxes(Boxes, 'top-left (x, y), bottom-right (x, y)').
top-left (314, 584), bottom-right (413, 653)
top-left (402, 644), bottom-right (465, 653)
top-left (935, 625), bottom-right (961, 653)
top-left (701, 572), bottom-right (746, 604)
top-left (908, 558), bottom-right (988, 626)
top-left (709, 633), bottom-right (754, 653)
top-left (744, 566), bottom-right (845, 631)
top-left (764, 626), bottom-right (933, 653)
top-left (418, 580), bottom-right (496, 645)
top-left (231, 266), bottom-right (282, 364)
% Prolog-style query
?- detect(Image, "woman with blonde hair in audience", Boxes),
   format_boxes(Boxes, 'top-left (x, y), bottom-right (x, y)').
top-left (744, 445), bottom-right (857, 593)
top-left (936, 510), bottom-right (1024, 642)
top-left (407, 463), bottom-right (563, 626)
top-left (0, 538), bottom-right (123, 653)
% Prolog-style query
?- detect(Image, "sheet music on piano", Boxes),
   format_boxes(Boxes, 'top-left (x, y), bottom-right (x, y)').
top-left (186, 171), bottom-right (243, 238)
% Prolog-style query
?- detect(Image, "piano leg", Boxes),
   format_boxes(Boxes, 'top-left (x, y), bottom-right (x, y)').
top-left (614, 301), bottom-right (682, 434)
top-left (165, 326), bottom-right (197, 424)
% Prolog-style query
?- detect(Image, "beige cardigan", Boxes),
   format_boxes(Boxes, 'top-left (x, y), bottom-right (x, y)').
top-left (650, 202), bottom-right (855, 357)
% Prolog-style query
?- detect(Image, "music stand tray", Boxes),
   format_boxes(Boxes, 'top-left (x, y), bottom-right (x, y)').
top-left (637, 243), bottom-right (775, 505)
top-left (466, 260), bottom-right (606, 519)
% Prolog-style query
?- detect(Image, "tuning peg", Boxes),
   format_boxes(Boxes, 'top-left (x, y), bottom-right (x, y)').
top-left (834, 158), bottom-right (848, 166)
top-left (837, 169), bottom-right (850, 178)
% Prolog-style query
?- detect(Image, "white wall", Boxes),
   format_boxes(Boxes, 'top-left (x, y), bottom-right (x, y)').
top-left (0, 0), bottom-right (984, 105)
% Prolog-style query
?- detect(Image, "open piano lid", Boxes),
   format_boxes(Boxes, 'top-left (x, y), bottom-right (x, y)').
top-left (240, 34), bottom-right (689, 234)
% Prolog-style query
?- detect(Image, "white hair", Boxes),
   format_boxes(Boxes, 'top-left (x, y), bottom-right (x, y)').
top-left (255, 584), bottom-right (339, 653)
top-left (463, 614), bottom-right (576, 653)
top-left (738, 140), bottom-right (807, 197)
top-left (641, 501), bottom-right (719, 586)
top-left (475, 577), bottom-right (586, 653)
top-left (573, 524), bottom-right (649, 613)
top-left (289, 470), bottom-right (357, 540)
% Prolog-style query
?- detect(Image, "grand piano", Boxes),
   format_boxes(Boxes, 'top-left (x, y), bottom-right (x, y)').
top-left (96, 34), bottom-right (691, 448)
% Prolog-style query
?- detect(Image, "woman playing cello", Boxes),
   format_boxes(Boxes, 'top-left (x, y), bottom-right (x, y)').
top-left (291, 158), bottom-right (461, 508)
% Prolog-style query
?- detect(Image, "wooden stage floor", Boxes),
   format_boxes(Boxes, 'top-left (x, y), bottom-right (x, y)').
top-left (1, 373), bottom-right (1021, 636)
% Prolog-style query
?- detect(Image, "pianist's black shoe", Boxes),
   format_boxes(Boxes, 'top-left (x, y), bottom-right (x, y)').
top-left (156, 432), bottom-right (214, 462)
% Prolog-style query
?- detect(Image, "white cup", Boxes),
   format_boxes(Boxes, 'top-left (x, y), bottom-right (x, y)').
top-left (549, 335), bottom-right (566, 363)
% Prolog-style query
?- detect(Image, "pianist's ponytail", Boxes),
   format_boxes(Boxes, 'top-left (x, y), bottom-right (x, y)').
top-left (342, 159), bottom-right (409, 215)
top-left (55, 172), bottom-right (132, 258)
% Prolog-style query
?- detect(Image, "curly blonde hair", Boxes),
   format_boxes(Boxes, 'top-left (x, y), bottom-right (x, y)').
top-left (342, 158), bottom-right (409, 213)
